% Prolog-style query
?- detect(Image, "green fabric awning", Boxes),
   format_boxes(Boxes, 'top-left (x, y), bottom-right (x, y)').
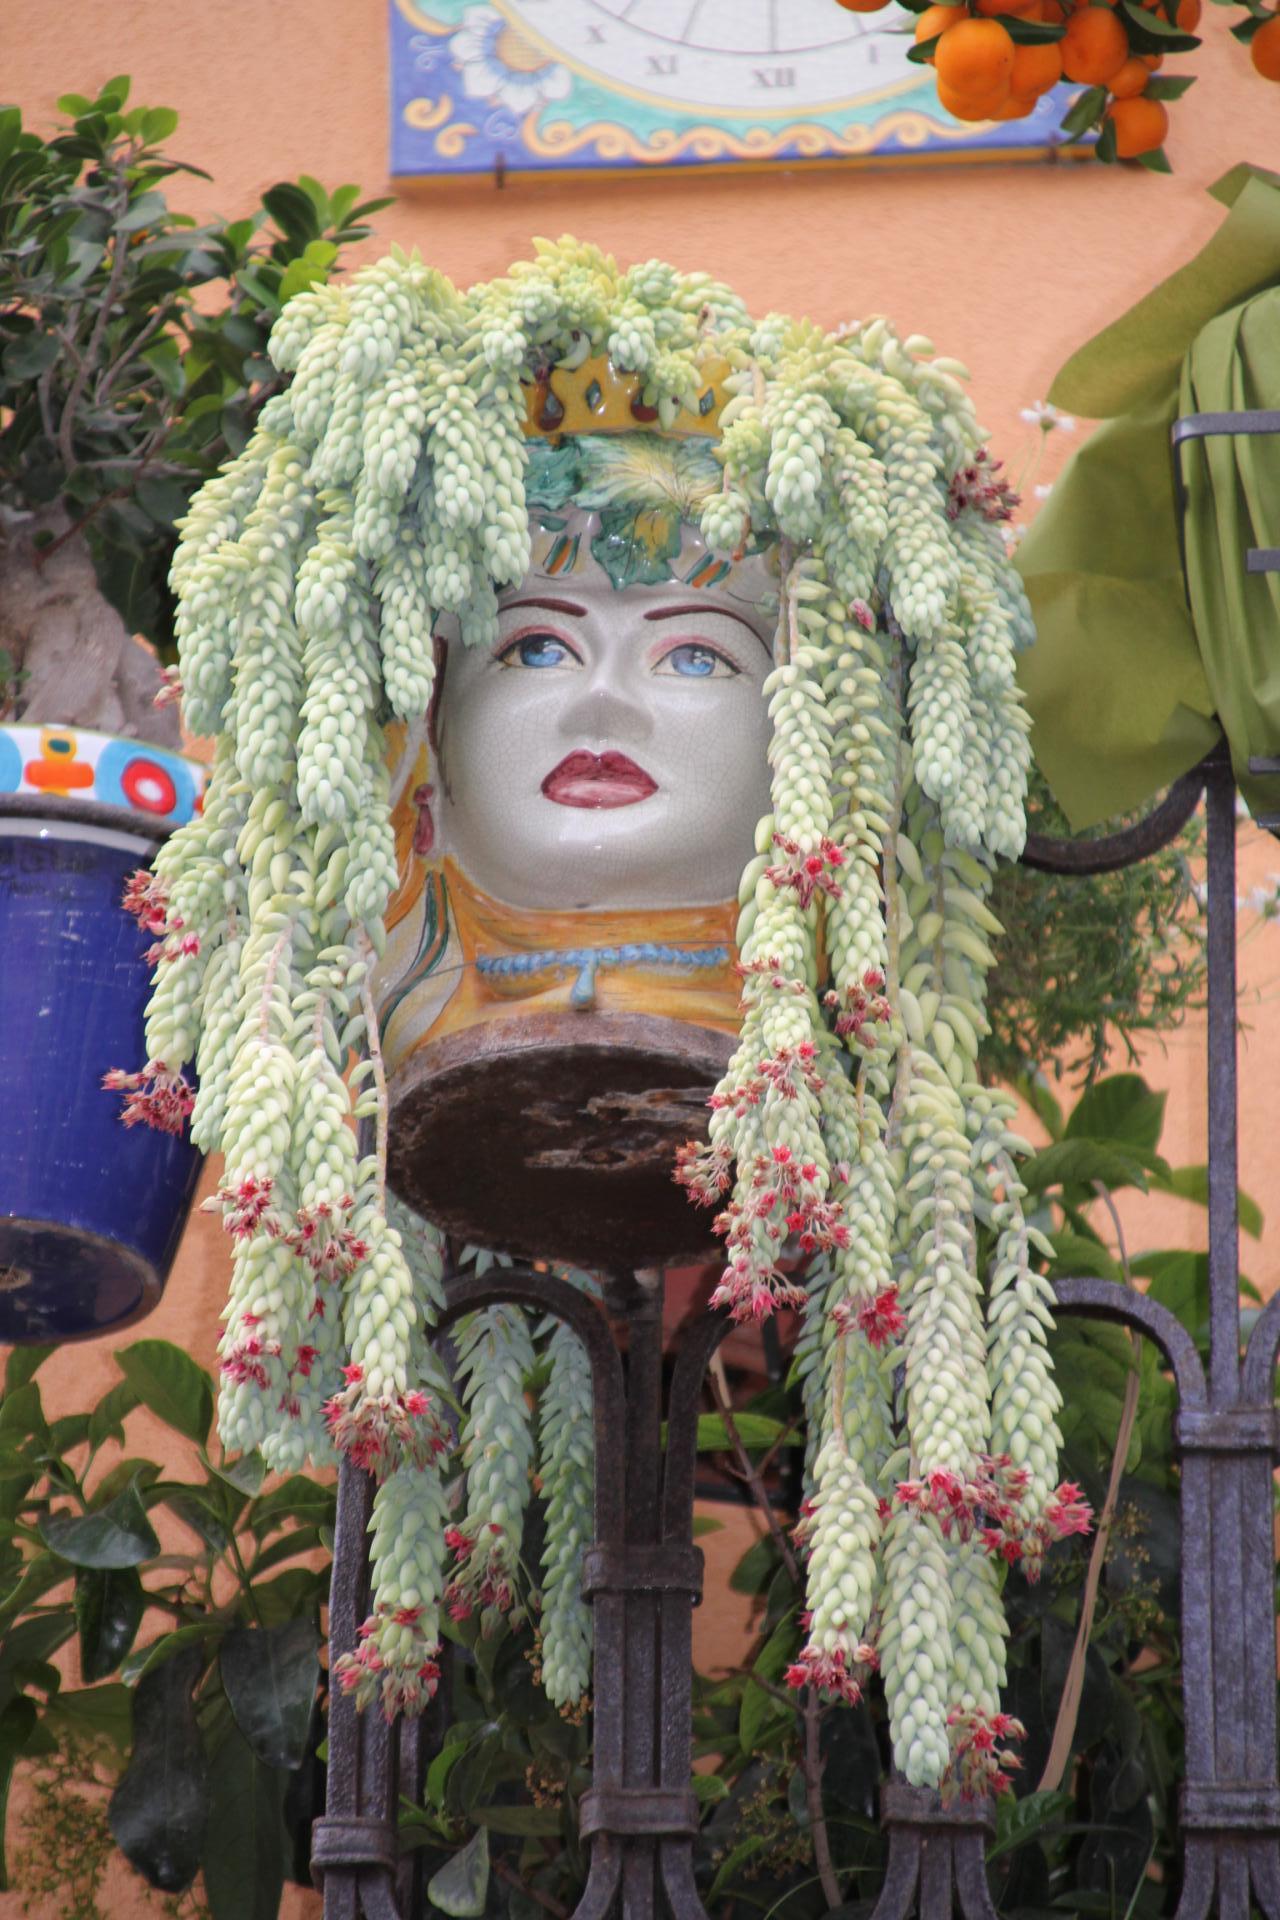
top-left (1015, 165), bottom-right (1280, 829)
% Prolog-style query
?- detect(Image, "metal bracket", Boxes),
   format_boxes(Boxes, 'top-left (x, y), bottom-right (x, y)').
top-left (1170, 409), bottom-right (1280, 601)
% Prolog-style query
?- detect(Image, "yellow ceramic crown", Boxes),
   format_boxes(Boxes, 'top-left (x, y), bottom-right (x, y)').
top-left (521, 351), bottom-right (731, 440)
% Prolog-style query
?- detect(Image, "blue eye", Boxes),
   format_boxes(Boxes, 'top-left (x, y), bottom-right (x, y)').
top-left (658, 644), bottom-right (736, 679)
top-left (498, 632), bottom-right (578, 669)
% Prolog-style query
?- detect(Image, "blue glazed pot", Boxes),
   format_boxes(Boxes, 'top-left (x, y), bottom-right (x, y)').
top-left (0, 724), bottom-right (208, 1343)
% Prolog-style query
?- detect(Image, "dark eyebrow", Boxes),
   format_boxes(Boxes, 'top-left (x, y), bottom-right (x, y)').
top-left (499, 596), bottom-right (588, 618)
top-left (643, 601), bottom-right (773, 658)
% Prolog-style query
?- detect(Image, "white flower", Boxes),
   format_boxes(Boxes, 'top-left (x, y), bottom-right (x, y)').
top-left (1033, 483), bottom-right (1053, 500)
top-left (1019, 401), bottom-right (1076, 435)
top-left (1241, 879), bottom-right (1280, 919)
top-left (450, 6), bottom-right (572, 115)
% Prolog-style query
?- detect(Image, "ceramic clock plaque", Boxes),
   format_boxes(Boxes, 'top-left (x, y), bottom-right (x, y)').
top-left (390, 0), bottom-right (1079, 175)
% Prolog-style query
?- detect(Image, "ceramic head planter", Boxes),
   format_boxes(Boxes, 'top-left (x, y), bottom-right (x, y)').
top-left (126, 242), bottom-right (1083, 1785)
top-left (376, 400), bottom-right (779, 1262)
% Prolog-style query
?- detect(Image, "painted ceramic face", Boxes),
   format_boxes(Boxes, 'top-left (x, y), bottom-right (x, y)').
top-left (435, 512), bottom-right (775, 911)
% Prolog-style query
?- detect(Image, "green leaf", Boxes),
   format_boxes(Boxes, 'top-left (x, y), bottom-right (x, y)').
top-left (0, 1697), bottom-right (37, 1889)
top-left (75, 1565), bottom-right (145, 1681)
top-left (1065, 1074), bottom-right (1165, 1153)
top-left (739, 1677), bottom-right (792, 1753)
top-left (41, 1481), bottom-right (160, 1570)
top-left (1000, 14), bottom-right (1065, 36)
top-left (115, 1341), bottom-right (213, 1445)
top-left (0, 1614), bottom-right (75, 1710)
top-left (135, 474), bottom-right (192, 528)
top-left (472, 1803), bottom-right (562, 1836)
top-left (108, 1645), bottom-right (209, 1892)
top-left (729, 1535), bottom-right (779, 1596)
top-left (200, 1721), bottom-right (289, 1920)
top-left (427, 1828), bottom-right (490, 1917)
top-left (0, 1382), bottom-right (48, 1446)
top-left (1118, 0), bottom-right (1200, 40)
top-left (91, 1458), bottom-right (161, 1507)
top-left (248, 1566), bottom-right (326, 1627)
top-left (250, 1525), bottom-right (325, 1579)
top-left (159, 1487), bottom-right (231, 1554)
top-left (425, 1737), bottom-right (471, 1810)
top-left (0, 1554), bottom-right (68, 1626)
top-left (219, 1620), bottom-right (320, 1770)
top-left (1045, 1230), bottom-right (1121, 1282)
top-left (1015, 1070), bottom-right (1065, 1142)
top-left (278, 238), bottom-right (338, 305)
top-left (691, 1515), bottom-right (724, 1537)
top-left (1022, 1137), bottom-right (1157, 1199)
top-left (1137, 146), bottom-right (1174, 174)
top-left (44, 1681), bottom-right (131, 1751)
top-left (207, 1450), bottom-right (266, 1497)
top-left (708, 1833), bottom-right (772, 1903)
top-left (1147, 1162), bottom-right (1262, 1236)
top-left (987, 1786), bottom-right (1076, 1862)
top-left (98, 75), bottom-right (132, 108)
top-left (141, 107), bottom-right (179, 145)
top-left (5, 1347), bottom-right (52, 1394)
top-left (1095, 116), bottom-right (1119, 163)
top-left (57, 94), bottom-right (95, 117)
top-left (246, 1473), bottom-right (335, 1537)
top-left (88, 1382), bottom-right (141, 1450)
top-left (1142, 72), bottom-right (1196, 96)
top-left (121, 1622), bottom-right (219, 1688)
top-left (261, 182), bottom-right (321, 247)
top-left (692, 1413), bottom-right (794, 1452)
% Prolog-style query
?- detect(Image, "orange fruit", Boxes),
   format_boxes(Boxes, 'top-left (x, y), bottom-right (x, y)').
top-left (835, 0), bottom-right (894, 9)
top-left (1010, 38), bottom-right (1064, 92)
top-left (1060, 5), bottom-right (1129, 80)
top-left (1106, 94), bottom-right (1169, 154)
top-left (1040, 0), bottom-right (1068, 19)
top-left (1252, 13), bottom-right (1280, 77)
top-left (990, 92), bottom-right (1039, 114)
top-left (1176, 0), bottom-right (1201, 24)
top-left (1140, 49), bottom-right (1164, 65)
top-left (976, 0), bottom-right (1042, 16)
top-left (915, 3), bottom-right (966, 51)
top-left (1108, 54), bottom-right (1150, 94)
top-left (935, 18), bottom-right (1017, 103)
top-left (937, 78), bottom-right (1001, 117)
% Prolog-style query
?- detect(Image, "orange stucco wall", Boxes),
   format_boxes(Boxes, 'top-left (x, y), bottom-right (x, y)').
top-left (3, 4), bottom-right (1278, 1913)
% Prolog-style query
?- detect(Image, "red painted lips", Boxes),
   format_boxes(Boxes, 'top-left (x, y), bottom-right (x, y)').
top-left (541, 751), bottom-right (658, 809)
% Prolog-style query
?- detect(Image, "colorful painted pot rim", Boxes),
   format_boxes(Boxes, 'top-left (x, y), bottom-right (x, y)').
top-left (0, 722), bottom-right (207, 844)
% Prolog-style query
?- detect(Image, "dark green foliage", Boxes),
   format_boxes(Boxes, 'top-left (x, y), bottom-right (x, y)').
top-left (985, 765), bottom-right (1205, 1086)
top-left (0, 78), bottom-right (389, 658)
top-left (0, 1343), bottom-right (327, 1906)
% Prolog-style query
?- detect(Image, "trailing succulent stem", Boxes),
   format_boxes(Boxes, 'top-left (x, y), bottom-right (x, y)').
top-left (121, 240), bottom-right (1082, 1768)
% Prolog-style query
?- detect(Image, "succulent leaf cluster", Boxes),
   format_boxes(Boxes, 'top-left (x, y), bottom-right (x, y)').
top-left (130, 239), bottom-right (1076, 1769)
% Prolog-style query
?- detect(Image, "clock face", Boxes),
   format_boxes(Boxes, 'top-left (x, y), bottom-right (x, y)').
top-left (389, 0), bottom-right (1077, 176)
top-left (498, 0), bottom-right (910, 113)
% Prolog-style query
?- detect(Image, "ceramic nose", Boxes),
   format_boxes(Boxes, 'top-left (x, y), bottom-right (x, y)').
top-left (558, 662), bottom-right (652, 745)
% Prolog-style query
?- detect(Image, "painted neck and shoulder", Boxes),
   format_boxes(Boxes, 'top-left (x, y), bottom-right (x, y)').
top-left (376, 506), bottom-right (777, 1064)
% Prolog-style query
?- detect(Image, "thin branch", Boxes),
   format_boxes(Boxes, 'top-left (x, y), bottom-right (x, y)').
top-left (491, 1858), bottom-right (569, 1918)
top-left (96, 301), bottom-right (178, 405)
top-left (1037, 1180), bottom-right (1142, 1794)
top-left (56, 147), bottom-right (138, 472)
top-left (706, 1359), bottom-right (842, 1912)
